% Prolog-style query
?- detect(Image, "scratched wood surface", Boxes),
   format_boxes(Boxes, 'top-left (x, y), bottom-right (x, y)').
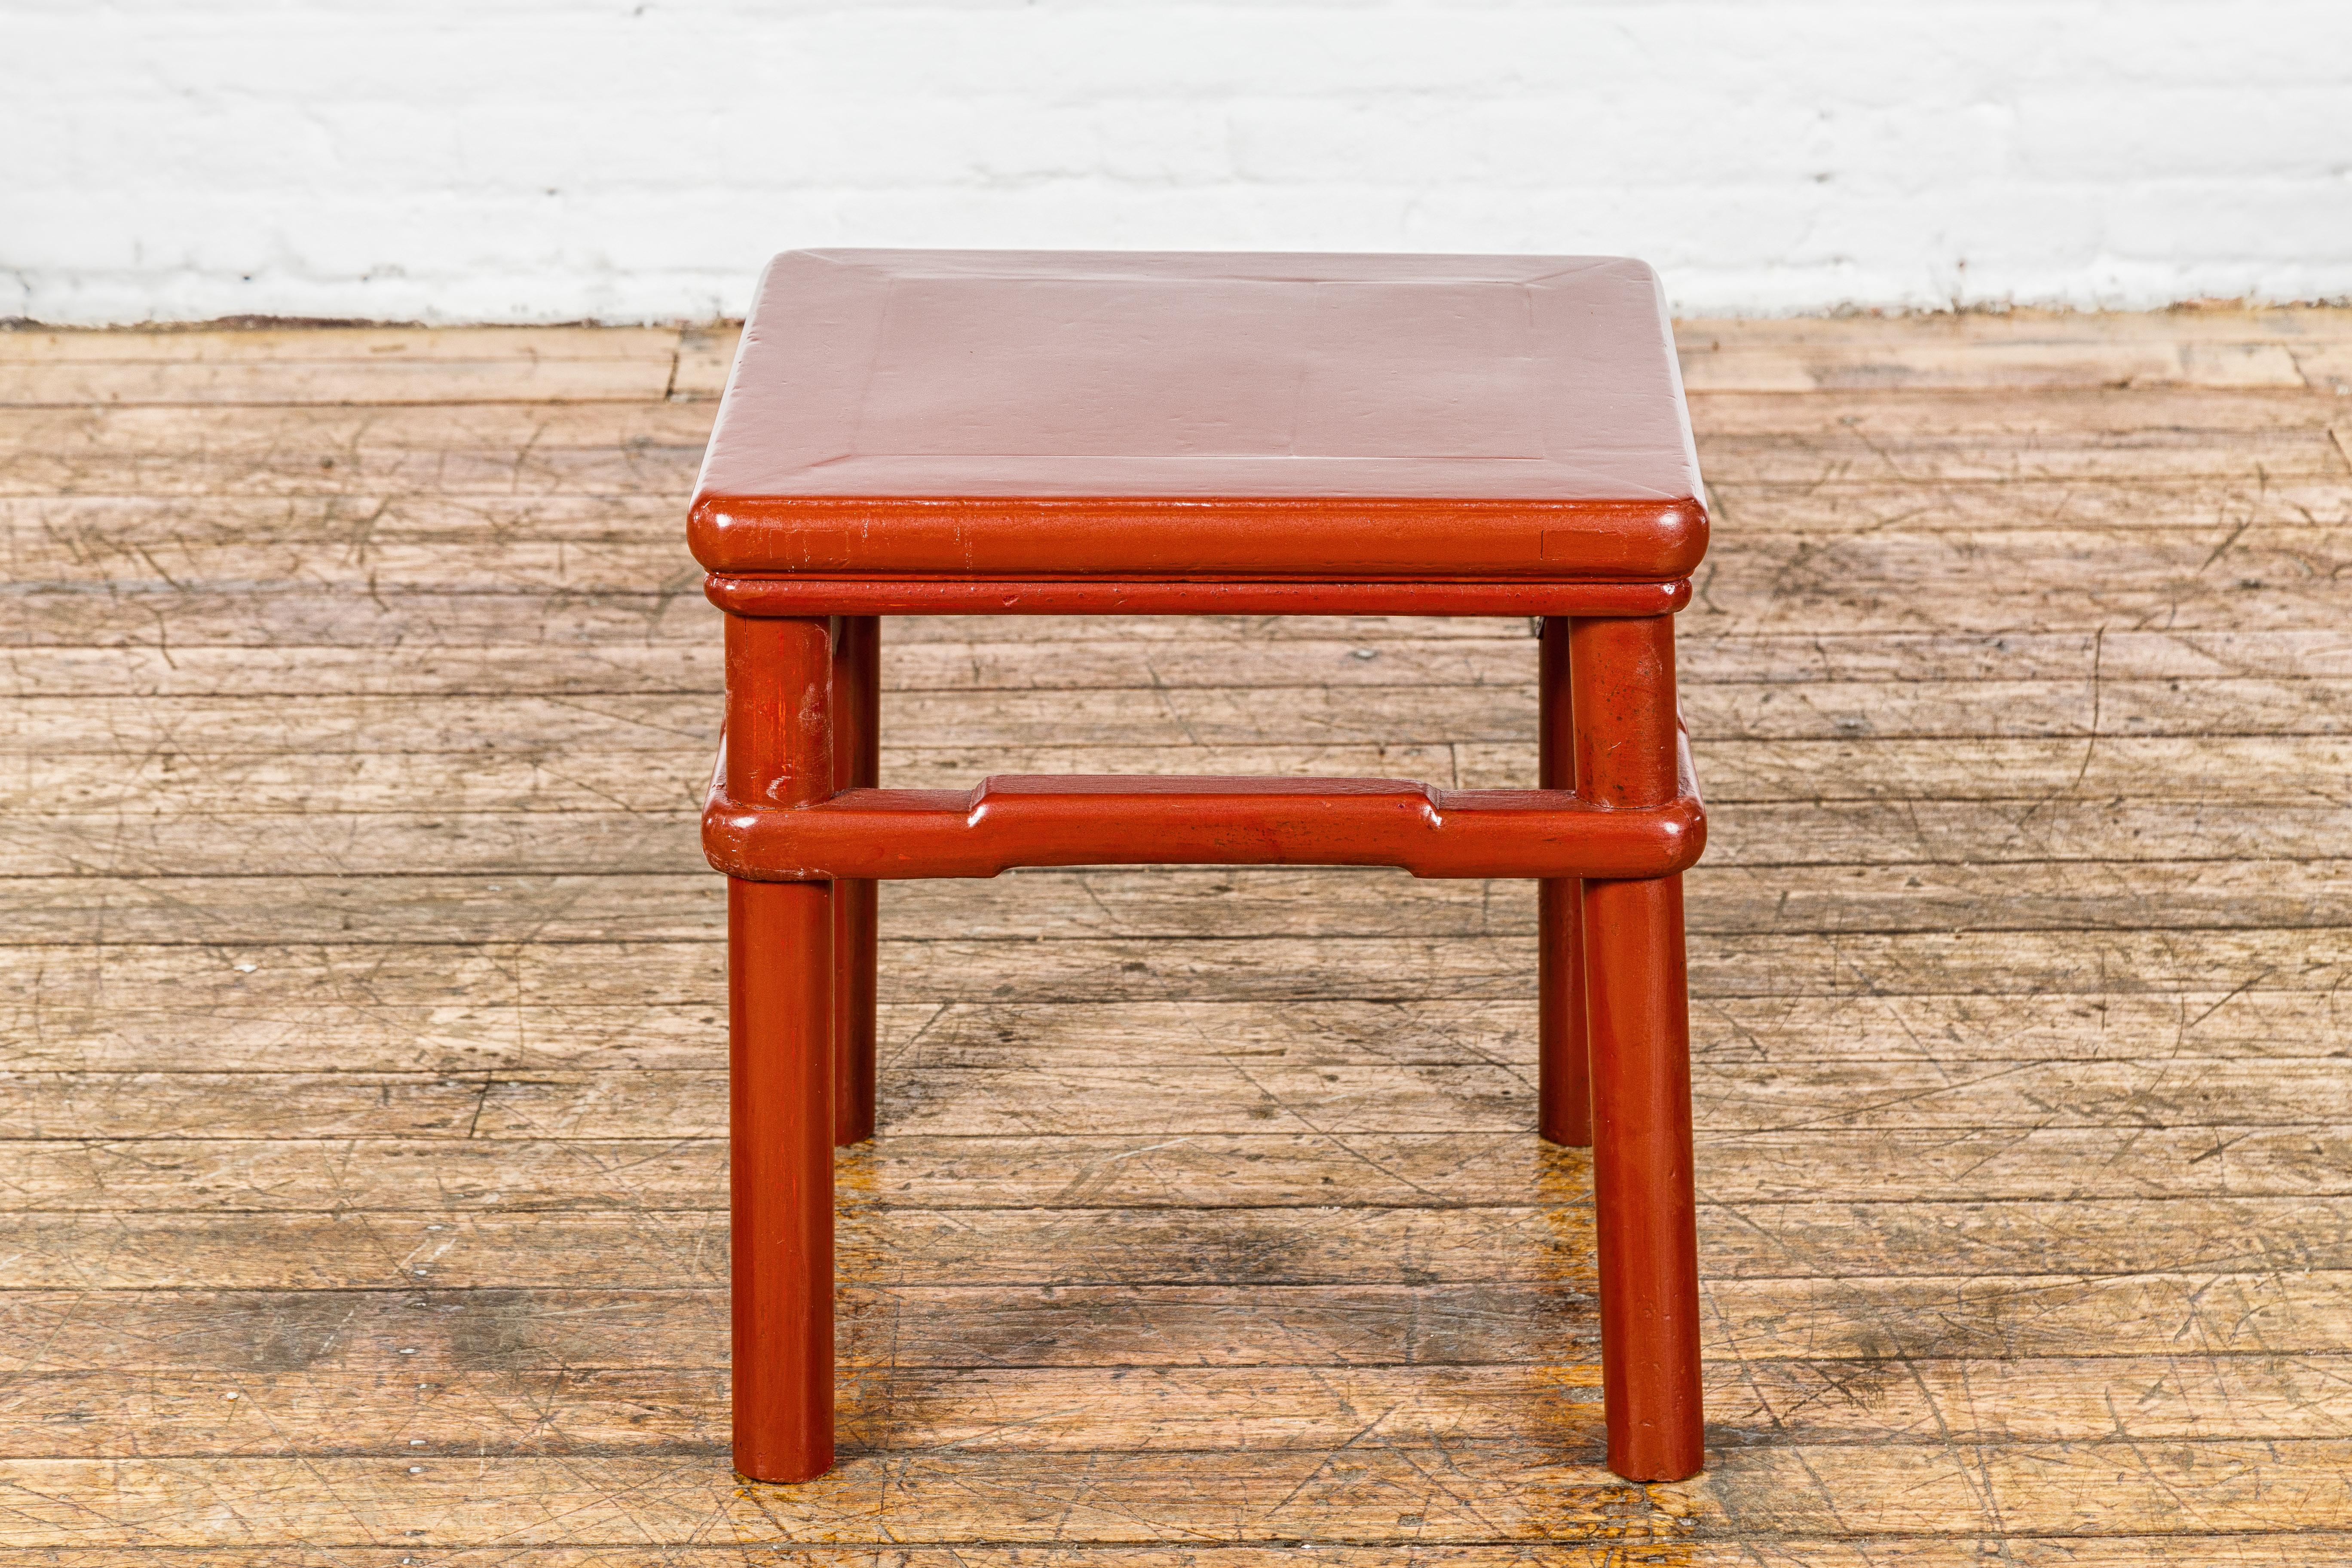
top-left (4, 309), bottom-right (2352, 1564)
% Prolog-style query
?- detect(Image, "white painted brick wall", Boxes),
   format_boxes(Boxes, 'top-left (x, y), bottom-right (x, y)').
top-left (8, 0), bottom-right (2350, 323)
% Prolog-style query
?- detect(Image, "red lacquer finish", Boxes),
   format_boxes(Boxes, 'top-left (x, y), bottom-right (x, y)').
top-left (1537, 618), bottom-right (1592, 1148)
top-left (725, 616), bottom-right (836, 1483)
top-left (830, 616), bottom-right (879, 1146)
top-left (707, 771), bottom-right (1702, 882)
top-left (699, 249), bottom-right (1710, 1488)
top-left (690, 251), bottom-right (1705, 581)
top-left (706, 574), bottom-right (1689, 620)
top-left (1571, 615), bottom-right (1705, 1483)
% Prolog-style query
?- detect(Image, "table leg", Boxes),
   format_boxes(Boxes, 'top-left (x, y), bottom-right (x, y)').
top-left (725, 614), bottom-right (836, 1482)
top-left (832, 615), bottom-right (880, 1145)
top-left (1570, 613), bottom-right (1704, 1483)
top-left (1537, 617), bottom-right (1591, 1147)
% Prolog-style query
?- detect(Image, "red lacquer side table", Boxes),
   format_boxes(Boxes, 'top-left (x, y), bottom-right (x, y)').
top-left (690, 250), bottom-right (1710, 1485)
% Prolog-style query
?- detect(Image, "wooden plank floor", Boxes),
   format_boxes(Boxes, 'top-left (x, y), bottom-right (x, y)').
top-left (4, 308), bottom-right (2352, 1563)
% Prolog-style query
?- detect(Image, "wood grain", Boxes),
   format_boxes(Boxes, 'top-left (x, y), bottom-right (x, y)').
top-left (12, 627), bottom-right (2352, 701)
top-left (6, 313), bottom-right (2351, 1555)
top-left (11, 1271), bottom-right (2349, 1369)
top-left (12, 1352), bottom-right (2352, 1459)
top-left (8, 927), bottom-right (2347, 1008)
top-left (6, 858), bottom-right (2349, 948)
top-left (8, 734), bottom-right (2343, 816)
top-left (16, 1119), bottom-right (2352, 1212)
top-left (12, 1056), bottom-right (2352, 1144)
top-left (7, 1440), bottom-right (2352, 1545)
top-left (9, 1188), bottom-right (2350, 1289)
top-left (6, 1548), bottom-right (2352, 1568)
top-left (14, 670), bottom-right (2352, 752)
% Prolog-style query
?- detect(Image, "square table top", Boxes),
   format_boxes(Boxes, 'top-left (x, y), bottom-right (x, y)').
top-left (690, 250), bottom-right (1705, 581)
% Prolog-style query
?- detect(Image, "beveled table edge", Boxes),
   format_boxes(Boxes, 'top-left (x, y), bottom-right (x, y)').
top-left (703, 574), bottom-right (1693, 617)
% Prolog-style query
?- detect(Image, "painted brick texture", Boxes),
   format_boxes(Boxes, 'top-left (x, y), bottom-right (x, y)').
top-left (7, 0), bottom-right (2350, 323)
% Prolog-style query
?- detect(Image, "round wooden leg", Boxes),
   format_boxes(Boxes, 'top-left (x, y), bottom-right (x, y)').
top-left (1584, 872), bottom-right (1704, 1482)
top-left (729, 876), bottom-right (836, 1482)
top-left (831, 616), bottom-right (880, 1145)
top-left (1537, 618), bottom-right (1592, 1146)
top-left (723, 613), bottom-right (839, 1482)
top-left (1571, 614), bottom-right (1704, 1482)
